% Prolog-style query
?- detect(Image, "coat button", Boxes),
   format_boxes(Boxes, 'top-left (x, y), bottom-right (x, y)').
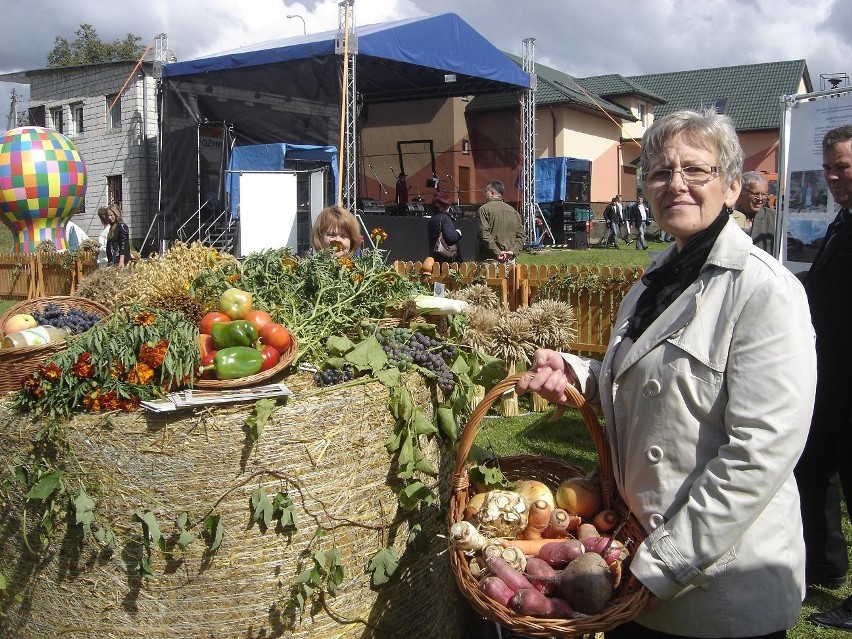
top-left (643, 379), bottom-right (662, 397)
top-left (648, 513), bottom-right (665, 529)
top-left (646, 446), bottom-right (664, 463)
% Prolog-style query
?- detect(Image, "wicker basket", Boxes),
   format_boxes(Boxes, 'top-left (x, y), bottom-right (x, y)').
top-left (449, 374), bottom-right (650, 638)
top-left (0, 296), bottom-right (111, 394)
top-left (193, 332), bottom-right (299, 390)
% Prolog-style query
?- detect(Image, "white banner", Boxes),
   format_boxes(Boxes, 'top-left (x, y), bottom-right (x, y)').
top-left (781, 90), bottom-right (852, 272)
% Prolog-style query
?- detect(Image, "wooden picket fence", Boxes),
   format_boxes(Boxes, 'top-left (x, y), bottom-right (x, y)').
top-left (0, 252), bottom-right (99, 300)
top-left (393, 261), bottom-right (644, 356)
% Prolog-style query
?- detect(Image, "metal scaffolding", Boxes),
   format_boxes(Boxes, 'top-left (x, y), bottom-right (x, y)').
top-left (337, 0), bottom-right (358, 210)
top-left (521, 38), bottom-right (537, 242)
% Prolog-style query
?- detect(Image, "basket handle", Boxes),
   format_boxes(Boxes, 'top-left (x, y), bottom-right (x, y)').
top-left (451, 373), bottom-right (619, 510)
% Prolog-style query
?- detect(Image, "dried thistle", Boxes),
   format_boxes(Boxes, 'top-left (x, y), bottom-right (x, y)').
top-left (463, 306), bottom-right (499, 353)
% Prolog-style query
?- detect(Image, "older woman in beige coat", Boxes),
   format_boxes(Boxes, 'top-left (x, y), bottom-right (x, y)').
top-left (517, 109), bottom-right (816, 639)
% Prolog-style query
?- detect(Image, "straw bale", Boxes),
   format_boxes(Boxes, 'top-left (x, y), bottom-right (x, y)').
top-left (0, 373), bottom-right (473, 639)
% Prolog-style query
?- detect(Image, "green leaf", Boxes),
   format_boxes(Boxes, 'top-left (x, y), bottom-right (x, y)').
top-left (436, 406), bottom-right (458, 444)
top-left (74, 487), bottom-right (96, 529)
top-left (398, 481), bottom-right (436, 510)
top-left (273, 492), bottom-right (298, 529)
top-left (412, 409), bottom-right (438, 436)
top-left (176, 529), bottom-right (196, 551)
top-left (134, 509), bottom-right (164, 552)
top-left (251, 487), bottom-right (273, 528)
top-left (203, 514), bottom-right (223, 551)
top-left (384, 429), bottom-right (403, 454)
top-left (413, 452), bottom-right (437, 476)
top-left (245, 398), bottom-right (276, 443)
top-left (345, 335), bottom-right (387, 372)
top-left (398, 434), bottom-right (414, 466)
top-left (450, 354), bottom-right (471, 376)
top-left (407, 523), bottom-right (427, 551)
top-left (26, 469), bottom-right (64, 500)
top-left (375, 366), bottom-right (400, 387)
top-left (473, 354), bottom-right (507, 388)
top-left (326, 335), bottom-right (355, 356)
top-left (367, 547), bottom-right (399, 586)
top-left (175, 511), bottom-right (189, 530)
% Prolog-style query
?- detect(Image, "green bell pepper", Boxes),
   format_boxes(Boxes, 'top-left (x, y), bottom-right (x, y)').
top-left (212, 346), bottom-right (264, 380)
top-left (211, 320), bottom-right (259, 349)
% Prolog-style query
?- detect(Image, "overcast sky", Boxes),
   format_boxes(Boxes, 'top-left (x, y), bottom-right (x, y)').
top-left (2, 0), bottom-right (852, 133)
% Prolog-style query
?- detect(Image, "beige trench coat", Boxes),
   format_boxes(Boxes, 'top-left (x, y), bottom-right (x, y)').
top-left (567, 219), bottom-right (816, 637)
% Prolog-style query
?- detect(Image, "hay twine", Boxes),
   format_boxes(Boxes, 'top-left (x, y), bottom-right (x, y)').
top-left (0, 372), bottom-right (473, 639)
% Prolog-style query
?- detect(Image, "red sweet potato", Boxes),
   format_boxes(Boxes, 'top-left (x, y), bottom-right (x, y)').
top-left (538, 538), bottom-right (586, 569)
top-left (509, 587), bottom-right (577, 619)
top-left (485, 555), bottom-right (536, 593)
top-left (523, 557), bottom-right (559, 595)
top-left (481, 575), bottom-right (515, 608)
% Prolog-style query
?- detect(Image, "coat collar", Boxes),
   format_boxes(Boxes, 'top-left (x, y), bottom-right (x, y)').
top-left (612, 217), bottom-right (750, 376)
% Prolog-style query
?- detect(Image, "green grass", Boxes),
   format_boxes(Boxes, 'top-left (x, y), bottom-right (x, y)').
top-left (475, 404), bottom-right (852, 639)
top-left (518, 238), bottom-right (671, 269)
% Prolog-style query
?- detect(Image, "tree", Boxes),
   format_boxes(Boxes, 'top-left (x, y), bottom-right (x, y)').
top-left (47, 24), bottom-right (145, 68)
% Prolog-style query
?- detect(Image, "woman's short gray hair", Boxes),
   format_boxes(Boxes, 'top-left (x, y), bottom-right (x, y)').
top-left (640, 109), bottom-right (743, 189)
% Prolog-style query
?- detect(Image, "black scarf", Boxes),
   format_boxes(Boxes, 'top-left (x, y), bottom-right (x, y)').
top-left (626, 208), bottom-right (730, 340)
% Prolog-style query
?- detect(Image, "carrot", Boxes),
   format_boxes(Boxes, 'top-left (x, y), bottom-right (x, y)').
top-left (518, 499), bottom-right (551, 540)
top-left (542, 508), bottom-right (581, 538)
top-left (500, 537), bottom-right (552, 556)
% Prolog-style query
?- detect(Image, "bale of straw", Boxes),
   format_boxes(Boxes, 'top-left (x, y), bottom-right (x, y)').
top-left (0, 373), bottom-right (472, 639)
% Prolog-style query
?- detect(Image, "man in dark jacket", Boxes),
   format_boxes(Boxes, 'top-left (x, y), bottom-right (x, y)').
top-left (476, 180), bottom-right (525, 261)
top-left (796, 124), bottom-right (852, 631)
top-left (602, 196), bottom-right (622, 248)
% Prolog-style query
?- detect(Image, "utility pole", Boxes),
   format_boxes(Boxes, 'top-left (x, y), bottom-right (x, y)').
top-left (6, 88), bottom-right (19, 131)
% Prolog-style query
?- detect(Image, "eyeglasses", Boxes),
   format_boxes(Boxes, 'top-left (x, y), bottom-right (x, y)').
top-left (745, 190), bottom-right (768, 199)
top-left (644, 165), bottom-right (721, 186)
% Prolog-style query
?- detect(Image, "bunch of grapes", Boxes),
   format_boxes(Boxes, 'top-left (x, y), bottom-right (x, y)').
top-left (31, 303), bottom-right (103, 335)
top-left (312, 364), bottom-right (355, 387)
top-left (377, 328), bottom-right (457, 394)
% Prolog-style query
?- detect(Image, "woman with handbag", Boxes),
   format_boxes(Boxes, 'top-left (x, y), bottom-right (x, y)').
top-left (427, 192), bottom-right (462, 263)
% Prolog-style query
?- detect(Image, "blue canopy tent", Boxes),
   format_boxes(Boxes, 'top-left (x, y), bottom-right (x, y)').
top-left (156, 13), bottom-right (530, 251)
top-left (535, 157), bottom-right (592, 203)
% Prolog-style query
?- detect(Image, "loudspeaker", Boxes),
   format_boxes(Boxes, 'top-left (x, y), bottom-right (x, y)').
top-left (566, 170), bottom-right (591, 203)
top-left (404, 202), bottom-right (425, 216)
top-left (565, 231), bottom-right (588, 250)
top-left (358, 198), bottom-right (385, 214)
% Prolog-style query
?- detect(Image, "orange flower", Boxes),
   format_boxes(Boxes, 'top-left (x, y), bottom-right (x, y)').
top-left (120, 396), bottom-right (141, 411)
top-left (21, 373), bottom-right (40, 393)
top-left (281, 256), bottom-right (298, 271)
top-left (337, 256), bottom-right (354, 271)
top-left (39, 363), bottom-right (62, 382)
top-left (370, 227), bottom-right (388, 243)
top-left (350, 272), bottom-right (364, 284)
top-left (125, 362), bottom-right (155, 385)
top-left (139, 339), bottom-right (168, 369)
top-left (101, 390), bottom-right (121, 411)
top-left (132, 311), bottom-right (156, 326)
top-left (226, 273), bottom-right (241, 283)
top-left (72, 353), bottom-right (95, 378)
top-left (82, 390), bottom-right (102, 411)
top-left (110, 359), bottom-right (125, 378)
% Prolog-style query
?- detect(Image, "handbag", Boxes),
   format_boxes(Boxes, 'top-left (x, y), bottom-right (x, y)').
top-left (434, 217), bottom-right (458, 259)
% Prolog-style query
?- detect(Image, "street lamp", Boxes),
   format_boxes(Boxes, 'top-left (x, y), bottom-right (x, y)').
top-left (286, 14), bottom-right (306, 35)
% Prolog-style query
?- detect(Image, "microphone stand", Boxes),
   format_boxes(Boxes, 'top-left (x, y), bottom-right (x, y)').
top-left (445, 174), bottom-right (460, 206)
top-left (368, 163), bottom-right (388, 202)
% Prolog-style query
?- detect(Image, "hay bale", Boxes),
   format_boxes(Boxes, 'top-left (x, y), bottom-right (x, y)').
top-left (0, 373), bottom-right (473, 639)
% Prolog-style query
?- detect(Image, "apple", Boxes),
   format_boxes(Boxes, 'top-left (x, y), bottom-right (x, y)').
top-left (219, 288), bottom-right (253, 320)
top-left (3, 313), bottom-right (37, 335)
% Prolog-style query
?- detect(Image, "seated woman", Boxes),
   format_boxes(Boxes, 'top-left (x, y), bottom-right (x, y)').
top-left (309, 205), bottom-right (363, 258)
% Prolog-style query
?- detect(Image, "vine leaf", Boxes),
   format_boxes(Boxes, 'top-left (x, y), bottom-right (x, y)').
top-left (398, 481), bottom-right (436, 510)
top-left (367, 547), bottom-right (399, 586)
top-left (25, 469), bottom-right (64, 500)
top-left (73, 487), bottom-right (96, 531)
top-left (246, 398), bottom-right (276, 443)
top-left (326, 334), bottom-right (355, 356)
top-left (250, 487), bottom-right (273, 529)
top-left (203, 513), bottom-right (223, 551)
top-left (272, 491), bottom-right (298, 530)
top-left (344, 335), bottom-right (387, 372)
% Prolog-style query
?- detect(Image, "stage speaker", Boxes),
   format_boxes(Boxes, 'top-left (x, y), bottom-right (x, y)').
top-left (566, 170), bottom-right (591, 203)
top-left (405, 202), bottom-right (425, 216)
top-left (565, 231), bottom-right (589, 250)
top-left (358, 198), bottom-right (385, 214)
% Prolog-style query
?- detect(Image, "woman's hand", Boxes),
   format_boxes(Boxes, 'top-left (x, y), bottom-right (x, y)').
top-left (515, 348), bottom-right (578, 404)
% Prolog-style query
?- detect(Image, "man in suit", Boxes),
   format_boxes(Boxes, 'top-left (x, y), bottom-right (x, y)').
top-left (603, 196), bottom-right (621, 248)
top-left (735, 171), bottom-right (777, 254)
top-left (796, 124), bottom-right (852, 631)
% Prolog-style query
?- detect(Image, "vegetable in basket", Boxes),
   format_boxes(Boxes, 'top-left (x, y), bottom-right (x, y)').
top-left (207, 346), bottom-right (263, 380)
top-left (210, 320), bottom-right (259, 349)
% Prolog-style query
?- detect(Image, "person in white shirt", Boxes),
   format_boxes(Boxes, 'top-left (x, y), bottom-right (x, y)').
top-left (628, 195), bottom-right (650, 250)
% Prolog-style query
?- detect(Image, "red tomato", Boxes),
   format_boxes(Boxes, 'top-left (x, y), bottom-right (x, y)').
top-left (199, 334), bottom-right (216, 359)
top-left (244, 310), bottom-right (274, 333)
top-left (259, 323), bottom-right (293, 353)
top-left (200, 351), bottom-right (218, 379)
top-left (259, 345), bottom-right (281, 372)
top-left (200, 312), bottom-right (230, 335)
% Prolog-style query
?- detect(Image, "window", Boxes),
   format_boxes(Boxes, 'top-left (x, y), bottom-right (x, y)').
top-left (106, 93), bottom-right (121, 129)
top-left (49, 106), bottom-right (64, 133)
top-left (638, 102), bottom-right (647, 126)
top-left (462, 139), bottom-right (471, 155)
top-left (107, 175), bottom-right (123, 207)
top-left (71, 103), bottom-right (84, 134)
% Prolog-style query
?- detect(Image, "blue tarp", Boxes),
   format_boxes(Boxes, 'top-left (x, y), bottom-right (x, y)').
top-left (163, 13), bottom-right (530, 96)
top-left (535, 157), bottom-right (591, 203)
top-left (227, 144), bottom-right (338, 218)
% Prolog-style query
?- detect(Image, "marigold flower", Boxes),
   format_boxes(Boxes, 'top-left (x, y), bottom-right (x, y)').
top-left (82, 390), bottom-right (101, 411)
top-left (337, 256), bottom-right (354, 271)
top-left (120, 396), bottom-right (141, 411)
top-left (36, 363), bottom-right (62, 382)
top-left (139, 339), bottom-right (169, 369)
top-left (281, 256), bottom-right (298, 271)
top-left (110, 360), bottom-right (125, 378)
top-left (101, 390), bottom-right (121, 411)
top-left (72, 353), bottom-right (95, 379)
top-left (21, 373), bottom-right (41, 393)
top-left (350, 272), bottom-right (364, 284)
top-left (226, 273), bottom-right (241, 283)
top-left (132, 311), bottom-right (156, 326)
top-left (370, 227), bottom-right (388, 243)
top-left (126, 362), bottom-right (155, 385)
